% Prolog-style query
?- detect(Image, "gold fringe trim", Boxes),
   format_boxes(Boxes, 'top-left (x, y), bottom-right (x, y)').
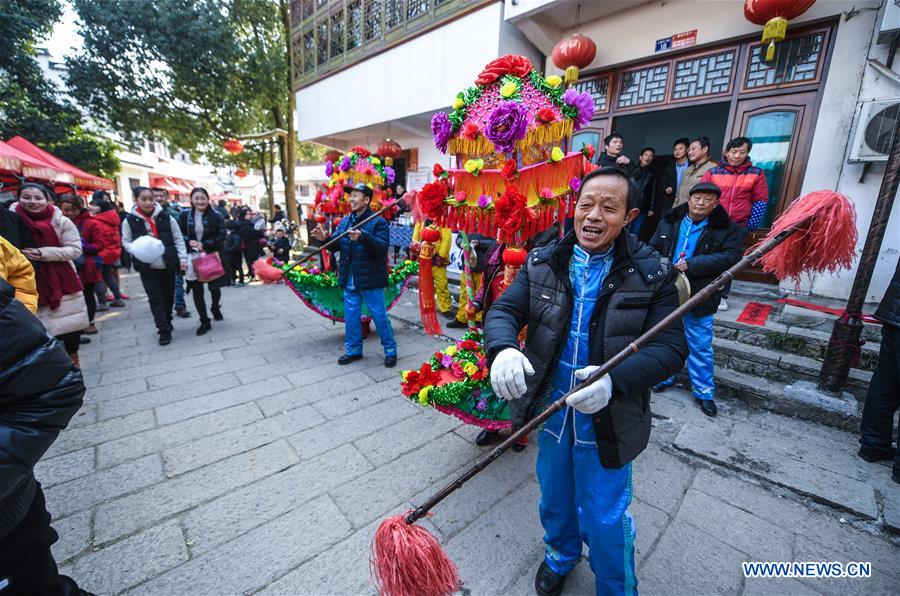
top-left (446, 120), bottom-right (574, 157)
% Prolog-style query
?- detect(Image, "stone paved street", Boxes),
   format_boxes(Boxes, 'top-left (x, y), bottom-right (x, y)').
top-left (40, 273), bottom-right (899, 595)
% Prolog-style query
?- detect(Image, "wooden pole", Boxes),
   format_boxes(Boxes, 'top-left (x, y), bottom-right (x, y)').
top-left (818, 114), bottom-right (900, 393)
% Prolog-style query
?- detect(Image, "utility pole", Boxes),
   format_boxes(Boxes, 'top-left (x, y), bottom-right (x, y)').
top-left (818, 114), bottom-right (900, 393)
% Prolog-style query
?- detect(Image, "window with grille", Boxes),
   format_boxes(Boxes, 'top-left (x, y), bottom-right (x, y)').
top-left (347, 1), bottom-right (362, 50)
top-left (673, 50), bottom-right (735, 99)
top-left (407, 0), bottom-right (429, 20)
top-left (316, 20), bottom-right (328, 66)
top-left (303, 28), bottom-right (315, 73)
top-left (746, 32), bottom-right (824, 88)
top-left (290, 0), bottom-right (302, 28)
top-left (364, 0), bottom-right (382, 41)
top-left (618, 65), bottom-right (669, 108)
top-left (330, 9), bottom-right (344, 59)
top-left (386, 0), bottom-right (404, 30)
top-left (572, 76), bottom-right (609, 114)
top-left (301, 0), bottom-right (314, 19)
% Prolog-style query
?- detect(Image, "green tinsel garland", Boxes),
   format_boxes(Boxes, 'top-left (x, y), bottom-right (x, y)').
top-left (282, 260), bottom-right (418, 290)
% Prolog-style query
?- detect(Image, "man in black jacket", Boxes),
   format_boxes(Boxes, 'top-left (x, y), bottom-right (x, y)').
top-left (657, 137), bottom-right (691, 220)
top-left (0, 277), bottom-right (90, 595)
top-left (858, 258), bottom-right (900, 484)
top-left (649, 182), bottom-right (743, 417)
top-left (484, 167), bottom-right (687, 596)
top-left (313, 183), bottom-right (397, 367)
top-left (0, 198), bottom-right (34, 250)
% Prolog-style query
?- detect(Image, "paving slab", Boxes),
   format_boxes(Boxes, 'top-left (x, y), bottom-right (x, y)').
top-left (50, 510), bottom-right (92, 564)
top-left (97, 373), bottom-right (241, 421)
top-left (35, 447), bottom-right (95, 488)
top-left (154, 374), bottom-right (290, 425)
top-left (46, 410), bottom-right (156, 458)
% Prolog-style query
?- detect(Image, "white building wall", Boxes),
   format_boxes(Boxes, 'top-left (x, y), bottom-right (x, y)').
top-left (296, 3), bottom-right (506, 141)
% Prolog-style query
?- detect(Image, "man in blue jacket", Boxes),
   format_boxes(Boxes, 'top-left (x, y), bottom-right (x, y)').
top-left (485, 167), bottom-right (687, 596)
top-left (313, 183), bottom-right (397, 367)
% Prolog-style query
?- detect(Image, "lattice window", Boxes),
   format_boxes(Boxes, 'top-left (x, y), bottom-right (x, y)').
top-left (302, 28), bottom-right (315, 73)
top-left (330, 9), bottom-right (344, 59)
top-left (572, 76), bottom-right (609, 114)
top-left (364, 0), bottom-right (382, 40)
top-left (316, 20), bottom-right (328, 66)
top-left (347, 1), bottom-right (362, 51)
top-left (386, 0), bottom-right (404, 30)
top-left (672, 50), bottom-right (735, 99)
top-left (290, 0), bottom-right (302, 28)
top-left (292, 38), bottom-right (303, 80)
top-left (617, 65), bottom-right (669, 108)
top-left (746, 32), bottom-right (824, 88)
top-left (407, 0), bottom-right (429, 20)
top-left (302, 0), bottom-right (314, 19)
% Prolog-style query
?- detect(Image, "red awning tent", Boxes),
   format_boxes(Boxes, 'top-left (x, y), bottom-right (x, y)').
top-left (0, 139), bottom-right (69, 187)
top-left (6, 136), bottom-right (114, 192)
top-left (149, 175), bottom-right (196, 197)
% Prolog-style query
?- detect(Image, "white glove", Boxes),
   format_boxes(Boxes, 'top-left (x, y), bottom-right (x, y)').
top-left (565, 366), bottom-right (613, 414)
top-left (490, 348), bottom-right (535, 401)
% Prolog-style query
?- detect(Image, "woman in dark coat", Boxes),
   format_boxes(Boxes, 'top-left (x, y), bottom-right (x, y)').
top-left (179, 188), bottom-right (228, 335)
top-left (237, 208), bottom-right (264, 280)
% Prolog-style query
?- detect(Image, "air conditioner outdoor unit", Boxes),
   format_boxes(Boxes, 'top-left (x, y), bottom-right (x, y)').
top-left (848, 98), bottom-right (900, 163)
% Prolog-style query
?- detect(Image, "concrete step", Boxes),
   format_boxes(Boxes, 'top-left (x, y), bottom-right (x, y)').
top-left (713, 337), bottom-right (872, 401)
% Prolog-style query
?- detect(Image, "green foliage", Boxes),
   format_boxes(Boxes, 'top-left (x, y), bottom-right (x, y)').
top-left (0, 0), bottom-right (118, 177)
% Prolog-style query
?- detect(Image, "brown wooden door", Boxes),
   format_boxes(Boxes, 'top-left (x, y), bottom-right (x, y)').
top-left (727, 91), bottom-right (818, 282)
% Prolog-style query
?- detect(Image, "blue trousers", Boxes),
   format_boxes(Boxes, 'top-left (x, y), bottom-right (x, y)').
top-left (659, 311), bottom-right (715, 399)
top-left (174, 274), bottom-right (186, 310)
top-left (537, 407), bottom-right (637, 595)
top-left (344, 286), bottom-right (397, 357)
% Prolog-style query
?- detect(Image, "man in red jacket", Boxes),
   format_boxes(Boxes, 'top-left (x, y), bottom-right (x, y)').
top-left (701, 136), bottom-right (768, 228)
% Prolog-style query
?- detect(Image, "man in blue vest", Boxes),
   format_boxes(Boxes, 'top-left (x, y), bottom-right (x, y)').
top-left (313, 183), bottom-right (397, 367)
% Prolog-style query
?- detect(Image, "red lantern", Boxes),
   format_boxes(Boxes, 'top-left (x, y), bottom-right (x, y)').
top-left (315, 214), bottom-right (326, 224)
top-left (552, 34), bottom-right (597, 85)
top-left (502, 247), bottom-right (528, 267)
top-left (234, 169), bottom-right (247, 178)
top-left (223, 138), bottom-right (244, 154)
top-left (377, 138), bottom-right (402, 166)
top-left (324, 149), bottom-right (342, 163)
top-left (332, 217), bottom-right (342, 228)
top-left (421, 226), bottom-right (442, 243)
top-left (744, 0), bottom-right (816, 62)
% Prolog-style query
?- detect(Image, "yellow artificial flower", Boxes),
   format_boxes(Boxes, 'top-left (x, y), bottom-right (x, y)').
top-left (500, 81), bottom-right (518, 98)
top-left (550, 146), bottom-right (564, 162)
top-left (545, 75), bottom-right (563, 88)
top-left (463, 362), bottom-right (478, 376)
top-left (463, 159), bottom-right (484, 175)
top-left (418, 386), bottom-right (432, 405)
top-left (371, 157), bottom-right (381, 165)
top-left (445, 345), bottom-right (458, 356)
top-left (452, 97), bottom-right (465, 111)
top-left (401, 370), bottom-right (410, 381)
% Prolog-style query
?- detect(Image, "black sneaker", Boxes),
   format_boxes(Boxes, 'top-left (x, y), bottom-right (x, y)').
top-left (176, 308), bottom-right (191, 318)
top-left (440, 310), bottom-right (457, 320)
top-left (196, 321), bottom-right (211, 336)
top-left (338, 353), bottom-right (363, 365)
top-left (446, 319), bottom-right (468, 329)
top-left (475, 429), bottom-right (498, 446)
top-left (79, 336), bottom-right (92, 345)
top-left (858, 446), bottom-right (895, 463)
top-left (159, 331), bottom-right (172, 345)
top-left (109, 299), bottom-right (125, 308)
top-left (211, 306), bottom-right (223, 321)
top-left (384, 355), bottom-right (397, 368)
top-left (534, 561), bottom-right (566, 596)
top-left (698, 399), bottom-right (718, 417)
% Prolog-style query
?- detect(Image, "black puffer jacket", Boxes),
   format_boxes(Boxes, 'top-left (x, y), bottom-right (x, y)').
top-left (649, 203), bottom-right (744, 316)
top-left (0, 204), bottom-right (34, 250)
top-left (0, 278), bottom-right (85, 539)
top-left (875, 259), bottom-right (900, 328)
top-left (484, 231), bottom-right (688, 468)
top-left (328, 207), bottom-right (390, 290)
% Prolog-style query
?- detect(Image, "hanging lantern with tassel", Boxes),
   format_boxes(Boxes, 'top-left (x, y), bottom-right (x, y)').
top-left (234, 168), bottom-right (248, 179)
top-left (377, 138), bottom-right (402, 167)
top-left (223, 138), bottom-right (244, 154)
top-left (324, 149), bottom-right (342, 163)
top-left (551, 34), bottom-right (597, 86)
top-left (744, 0), bottom-right (816, 63)
top-left (501, 247), bottom-right (528, 290)
top-left (417, 226), bottom-right (444, 336)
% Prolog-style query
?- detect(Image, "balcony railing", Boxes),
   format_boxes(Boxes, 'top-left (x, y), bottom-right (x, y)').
top-left (290, 0), bottom-right (490, 90)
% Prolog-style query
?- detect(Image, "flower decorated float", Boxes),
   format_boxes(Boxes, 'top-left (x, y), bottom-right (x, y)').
top-left (403, 54), bottom-right (595, 432)
top-left (314, 145), bottom-right (397, 218)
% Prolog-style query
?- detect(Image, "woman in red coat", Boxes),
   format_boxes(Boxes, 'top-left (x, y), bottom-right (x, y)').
top-left (59, 195), bottom-right (105, 335)
top-left (89, 193), bottom-right (126, 305)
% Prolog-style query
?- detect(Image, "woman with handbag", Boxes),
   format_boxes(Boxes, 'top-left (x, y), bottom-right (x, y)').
top-left (179, 187), bottom-right (228, 336)
top-left (10, 184), bottom-right (89, 366)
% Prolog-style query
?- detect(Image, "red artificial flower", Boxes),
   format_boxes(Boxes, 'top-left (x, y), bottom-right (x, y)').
top-left (537, 107), bottom-right (557, 123)
top-left (475, 55), bottom-right (534, 85)
top-left (459, 340), bottom-right (479, 351)
top-left (471, 368), bottom-right (488, 381)
top-left (460, 122), bottom-right (479, 140)
top-left (582, 144), bottom-right (595, 160)
top-left (419, 181), bottom-right (448, 220)
top-left (494, 183), bottom-right (528, 234)
top-left (500, 159), bottom-right (518, 182)
top-left (350, 145), bottom-right (371, 158)
top-left (433, 163), bottom-right (447, 179)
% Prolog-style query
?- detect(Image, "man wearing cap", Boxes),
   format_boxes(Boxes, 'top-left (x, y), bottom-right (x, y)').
top-left (313, 183), bottom-right (398, 367)
top-left (650, 182), bottom-right (743, 416)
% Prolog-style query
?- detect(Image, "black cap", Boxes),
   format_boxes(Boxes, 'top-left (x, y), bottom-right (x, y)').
top-left (343, 182), bottom-right (373, 198)
top-left (689, 182), bottom-right (721, 198)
